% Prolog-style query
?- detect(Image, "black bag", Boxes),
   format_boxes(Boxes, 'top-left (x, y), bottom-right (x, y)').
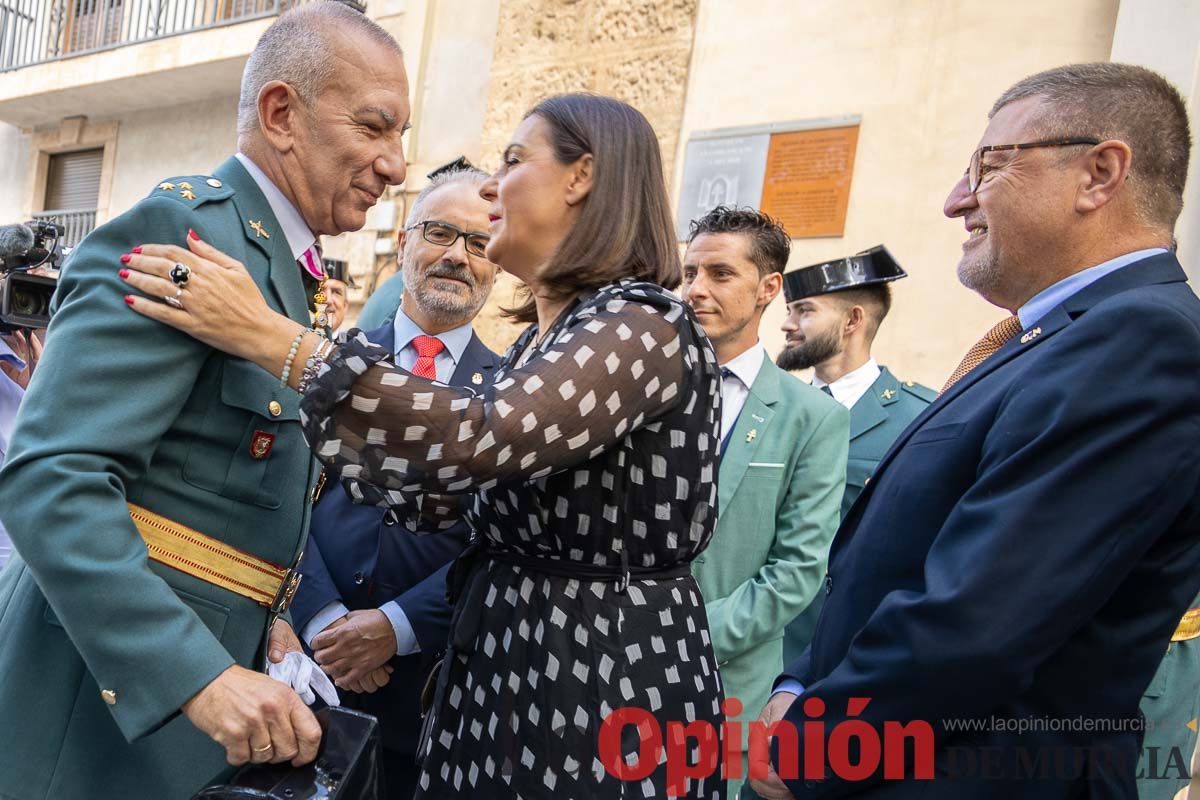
top-left (192, 707), bottom-right (381, 800)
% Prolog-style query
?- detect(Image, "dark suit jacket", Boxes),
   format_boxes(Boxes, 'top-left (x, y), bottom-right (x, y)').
top-left (291, 322), bottom-right (499, 756)
top-left (776, 253), bottom-right (1200, 799)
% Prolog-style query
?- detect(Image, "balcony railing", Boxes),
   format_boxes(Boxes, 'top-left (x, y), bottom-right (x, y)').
top-left (33, 208), bottom-right (96, 248)
top-left (0, 0), bottom-right (308, 72)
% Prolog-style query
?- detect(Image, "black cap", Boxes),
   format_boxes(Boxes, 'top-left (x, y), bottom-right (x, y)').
top-left (783, 245), bottom-right (907, 303)
top-left (322, 257), bottom-right (357, 289)
top-left (427, 156), bottom-right (476, 180)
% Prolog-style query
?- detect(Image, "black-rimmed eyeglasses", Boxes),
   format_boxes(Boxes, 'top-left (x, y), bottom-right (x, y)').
top-left (968, 138), bottom-right (1101, 193)
top-left (407, 220), bottom-right (490, 258)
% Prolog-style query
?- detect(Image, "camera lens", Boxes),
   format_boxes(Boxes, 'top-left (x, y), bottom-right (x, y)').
top-left (11, 286), bottom-right (47, 316)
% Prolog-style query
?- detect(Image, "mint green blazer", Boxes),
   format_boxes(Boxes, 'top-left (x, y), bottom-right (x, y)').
top-left (691, 354), bottom-right (848, 751)
top-left (0, 157), bottom-right (320, 800)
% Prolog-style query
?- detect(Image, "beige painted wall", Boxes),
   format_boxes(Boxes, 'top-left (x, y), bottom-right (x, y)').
top-left (107, 98), bottom-right (239, 217)
top-left (677, 0), bottom-right (1120, 387)
top-left (0, 122), bottom-right (31, 224)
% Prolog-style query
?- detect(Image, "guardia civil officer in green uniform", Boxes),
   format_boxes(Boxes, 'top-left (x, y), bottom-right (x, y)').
top-left (777, 246), bottom-right (936, 664)
top-left (0, 6), bottom-right (410, 799)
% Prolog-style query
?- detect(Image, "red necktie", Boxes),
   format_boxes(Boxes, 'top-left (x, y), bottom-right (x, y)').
top-left (411, 335), bottom-right (445, 380)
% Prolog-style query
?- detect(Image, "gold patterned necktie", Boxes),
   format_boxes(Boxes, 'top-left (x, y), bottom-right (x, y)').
top-left (940, 315), bottom-right (1023, 394)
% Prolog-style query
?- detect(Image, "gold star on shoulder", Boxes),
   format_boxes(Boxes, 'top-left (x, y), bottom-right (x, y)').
top-left (178, 181), bottom-right (193, 190)
top-left (248, 220), bottom-right (270, 239)
top-left (180, 189), bottom-right (196, 200)
top-left (158, 182), bottom-right (176, 191)
top-left (881, 388), bottom-right (896, 400)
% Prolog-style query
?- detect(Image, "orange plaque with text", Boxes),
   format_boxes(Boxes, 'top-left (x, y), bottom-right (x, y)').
top-left (759, 125), bottom-right (859, 238)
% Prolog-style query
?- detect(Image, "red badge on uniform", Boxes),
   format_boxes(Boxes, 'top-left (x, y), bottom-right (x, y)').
top-left (249, 431), bottom-right (275, 460)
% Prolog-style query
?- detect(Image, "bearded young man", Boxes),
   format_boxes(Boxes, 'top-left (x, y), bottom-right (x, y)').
top-left (775, 248), bottom-right (935, 665)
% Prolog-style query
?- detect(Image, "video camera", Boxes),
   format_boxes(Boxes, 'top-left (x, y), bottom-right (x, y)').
top-left (0, 220), bottom-right (64, 333)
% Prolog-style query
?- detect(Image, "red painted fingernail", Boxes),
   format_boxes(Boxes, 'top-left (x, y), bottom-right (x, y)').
top-left (131, 246), bottom-right (142, 254)
top-left (124, 295), bottom-right (134, 306)
top-left (119, 268), bottom-right (129, 279)
top-left (188, 229), bottom-right (199, 241)
top-left (120, 254), bottom-right (131, 263)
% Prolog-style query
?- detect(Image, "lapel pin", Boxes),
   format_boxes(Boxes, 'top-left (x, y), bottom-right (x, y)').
top-left (158, 182), bottom-right (175, 191)
top-left (248, 220), bottom-right (270, 239)
top-left (1020, 327), bottom-right (1042, 344)
top-left (746, 429), bottom-right (757, 443)
top-left (751, 413), bottom-right (765, 423)
top-left (881, 388), bottom-right (896, 400)
top-left (472, 372), bottom-right (483, 385)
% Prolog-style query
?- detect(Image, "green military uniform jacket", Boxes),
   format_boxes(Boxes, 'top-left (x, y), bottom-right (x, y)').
top-left (1137, 590), bottom-right (1200, 800)
top-left (840, 366), bottom-right (936, 517)
top-left (0, 156), bottom-right (320, 800)
top-left (782, 366), bottom-right (934, 665)
top-left (691, 353), bottom-right (848, 767)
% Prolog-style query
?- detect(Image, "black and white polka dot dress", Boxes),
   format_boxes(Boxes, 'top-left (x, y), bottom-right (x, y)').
top-left (300, 280), bottom-right (726, 799)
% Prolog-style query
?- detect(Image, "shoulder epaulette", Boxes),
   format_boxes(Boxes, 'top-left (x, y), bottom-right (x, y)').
top-left (900, 379), bottom-right (938, 403)
top-left (147, 175), bottom-right (234, 207)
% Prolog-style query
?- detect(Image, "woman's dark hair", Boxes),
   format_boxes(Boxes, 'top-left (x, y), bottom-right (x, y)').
top-left (505, 93), bottom-right (682, 323)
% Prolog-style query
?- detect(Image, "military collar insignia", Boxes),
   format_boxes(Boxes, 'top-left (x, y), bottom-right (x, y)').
top-left (248, 219), bottom-right (271, 239)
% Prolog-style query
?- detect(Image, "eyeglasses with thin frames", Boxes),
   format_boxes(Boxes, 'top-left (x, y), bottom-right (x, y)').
top-left (407, 220), bottom-right (491, 258)
top-left (968, 137), bottom-right (1101, 193)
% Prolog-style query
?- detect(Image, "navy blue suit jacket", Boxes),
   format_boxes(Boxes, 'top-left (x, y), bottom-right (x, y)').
top-left (291, 322), bottom-right (499, 756)
top-left (776, 254), bottom-right (1200, 799)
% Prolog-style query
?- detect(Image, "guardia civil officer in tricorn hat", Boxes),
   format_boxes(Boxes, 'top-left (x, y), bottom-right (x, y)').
top-left (779, 246), bottom-right (936, 663)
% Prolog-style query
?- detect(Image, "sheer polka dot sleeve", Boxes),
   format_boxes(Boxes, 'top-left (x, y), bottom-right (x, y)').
top-left (299, 285), bottom-right (704, 509)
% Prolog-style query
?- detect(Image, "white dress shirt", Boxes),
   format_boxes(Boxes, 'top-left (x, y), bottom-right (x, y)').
top-left (812, 358), bottom-right (881, 411)
top-left (719, 341), bottom-right (767, 444)
top-left (302, 308), bottom-right (478, 656)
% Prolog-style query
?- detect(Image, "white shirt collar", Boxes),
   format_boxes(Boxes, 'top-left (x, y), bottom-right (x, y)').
top-left (234, 153), bottom-right (316, 261)
top-left (813, 358), bottom-right (881, 410)
top-left (721, 341), bottom-right (767, 390)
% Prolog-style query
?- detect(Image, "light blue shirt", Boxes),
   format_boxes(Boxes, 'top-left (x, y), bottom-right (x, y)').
top-left (0, 337), bottom-right (27, 571)
top-left (1017, 248), bottom-right (1167, 329)
top-left (302, 308), bottom-right (476, 656)
top-left (772, 249), bottom-right (1170, 702)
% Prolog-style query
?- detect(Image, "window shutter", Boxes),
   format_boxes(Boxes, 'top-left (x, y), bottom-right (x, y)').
top-left (45, 148), bottom-right (103, 211)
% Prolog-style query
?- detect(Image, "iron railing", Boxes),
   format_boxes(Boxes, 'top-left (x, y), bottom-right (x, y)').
top-left (32, 208), bottom-right (95, 247)
top-left (0, 0), bottom-right (307, 72)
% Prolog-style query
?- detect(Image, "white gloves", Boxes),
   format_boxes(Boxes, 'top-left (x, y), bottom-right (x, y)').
top-left (267, 650), bottom-right (340, 707)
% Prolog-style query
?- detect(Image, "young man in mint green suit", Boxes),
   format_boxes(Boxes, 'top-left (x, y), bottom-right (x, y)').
top-left (0, 7), bottom-right (410, 799)
top-left (682, 207), bottom-right (849, 799)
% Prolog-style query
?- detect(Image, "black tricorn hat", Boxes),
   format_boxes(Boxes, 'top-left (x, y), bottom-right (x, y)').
top-left (427, 156), bottom-right (476, 179)
top-left (783, 245), bottom-right (907, 303)
top-left (322, 257), bottom-right (357, 289)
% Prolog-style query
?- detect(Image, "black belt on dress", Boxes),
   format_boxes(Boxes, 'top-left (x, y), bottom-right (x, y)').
top-left (445, 540), bottom-right (692, 654)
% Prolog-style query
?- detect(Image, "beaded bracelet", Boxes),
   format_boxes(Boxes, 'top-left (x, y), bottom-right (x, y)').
top-left (279, 330), bottom-right (307, 388)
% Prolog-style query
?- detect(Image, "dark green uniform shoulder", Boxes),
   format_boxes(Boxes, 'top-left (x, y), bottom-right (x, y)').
top-left (899, 378), bottom-right (937, 404)
top-left (145, 175), bottom-right (234, 209)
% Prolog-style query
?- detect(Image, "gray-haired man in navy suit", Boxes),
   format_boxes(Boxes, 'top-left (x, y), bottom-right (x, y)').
top-left (290, 164), bottom-right (501, 799)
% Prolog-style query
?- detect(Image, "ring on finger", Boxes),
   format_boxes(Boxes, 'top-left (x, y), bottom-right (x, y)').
top-left (169, 262), bottom-right (191, 287)
top-left (252, 743), bottom-right (274, 754)
top-left (164, 287), bottom-right (185, 310)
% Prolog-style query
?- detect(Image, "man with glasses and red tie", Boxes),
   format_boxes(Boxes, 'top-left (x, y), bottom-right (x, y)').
top-left (752, 62), bottom-right (1200, 800)
top-left (290, 164), bottom-right (501, 800)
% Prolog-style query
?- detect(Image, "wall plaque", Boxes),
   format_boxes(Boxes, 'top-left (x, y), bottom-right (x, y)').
top-left (675, 116), bottom-right (861, 240)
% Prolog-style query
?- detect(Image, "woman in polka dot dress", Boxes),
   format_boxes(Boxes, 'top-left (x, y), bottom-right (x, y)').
top-left (123, 93), bottom-right (727, 799)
